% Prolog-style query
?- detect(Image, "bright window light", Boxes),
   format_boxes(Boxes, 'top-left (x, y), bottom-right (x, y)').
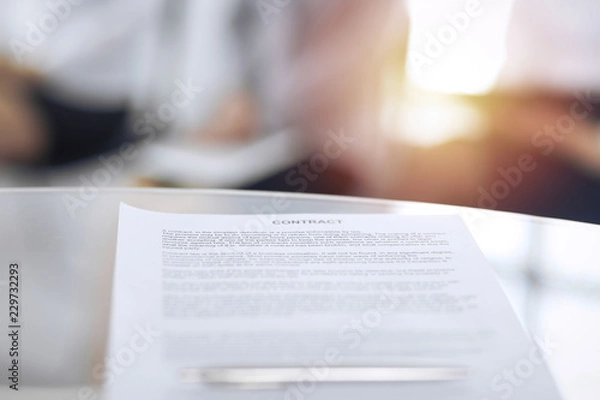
top-left (405, 0), bottom-right (516, 95)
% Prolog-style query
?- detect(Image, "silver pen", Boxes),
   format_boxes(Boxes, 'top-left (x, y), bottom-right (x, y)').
top-left (181, 366), bottom-right (470, 388)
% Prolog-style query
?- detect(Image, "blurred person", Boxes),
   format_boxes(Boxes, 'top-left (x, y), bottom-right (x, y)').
top-left (0, 0), bottom-right (164, 167)
top-left (495, 0), bottom-right (600, 176)
top-left (2, 0), bottom-right (597, 224)
top-left (228, 0), bottom-right (409, 195)
top-left (283, 0), bottom-right (407, 194)
top-left (385, 0), bottom-right (600, 223)
top-left (0, 55), bottom-right (134, 167)
top-left (0, 0), bottom-right (407, 175)
top-left (479, 0), bottom-right (600, 222)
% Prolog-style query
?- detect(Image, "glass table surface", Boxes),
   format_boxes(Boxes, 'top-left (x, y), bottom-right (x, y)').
top-left (0, 188), bottom-right (598, 400)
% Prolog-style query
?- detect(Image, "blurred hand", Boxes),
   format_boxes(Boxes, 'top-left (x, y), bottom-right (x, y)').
top-left (0, 58), bottom-right (49, 163)
top-left (191, 92), bottom-right (258, 144)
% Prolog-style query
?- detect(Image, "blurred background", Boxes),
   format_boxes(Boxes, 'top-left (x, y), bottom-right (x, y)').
top-left (1, 0), bottom-right (600, 223)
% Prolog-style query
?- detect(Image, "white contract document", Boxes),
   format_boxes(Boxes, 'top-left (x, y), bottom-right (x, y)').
top-left (105, 204), bottom-right (561, 400)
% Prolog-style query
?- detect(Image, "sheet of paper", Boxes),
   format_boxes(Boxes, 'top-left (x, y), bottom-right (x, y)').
top-left (106, 204), bottom-right (561, 400)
